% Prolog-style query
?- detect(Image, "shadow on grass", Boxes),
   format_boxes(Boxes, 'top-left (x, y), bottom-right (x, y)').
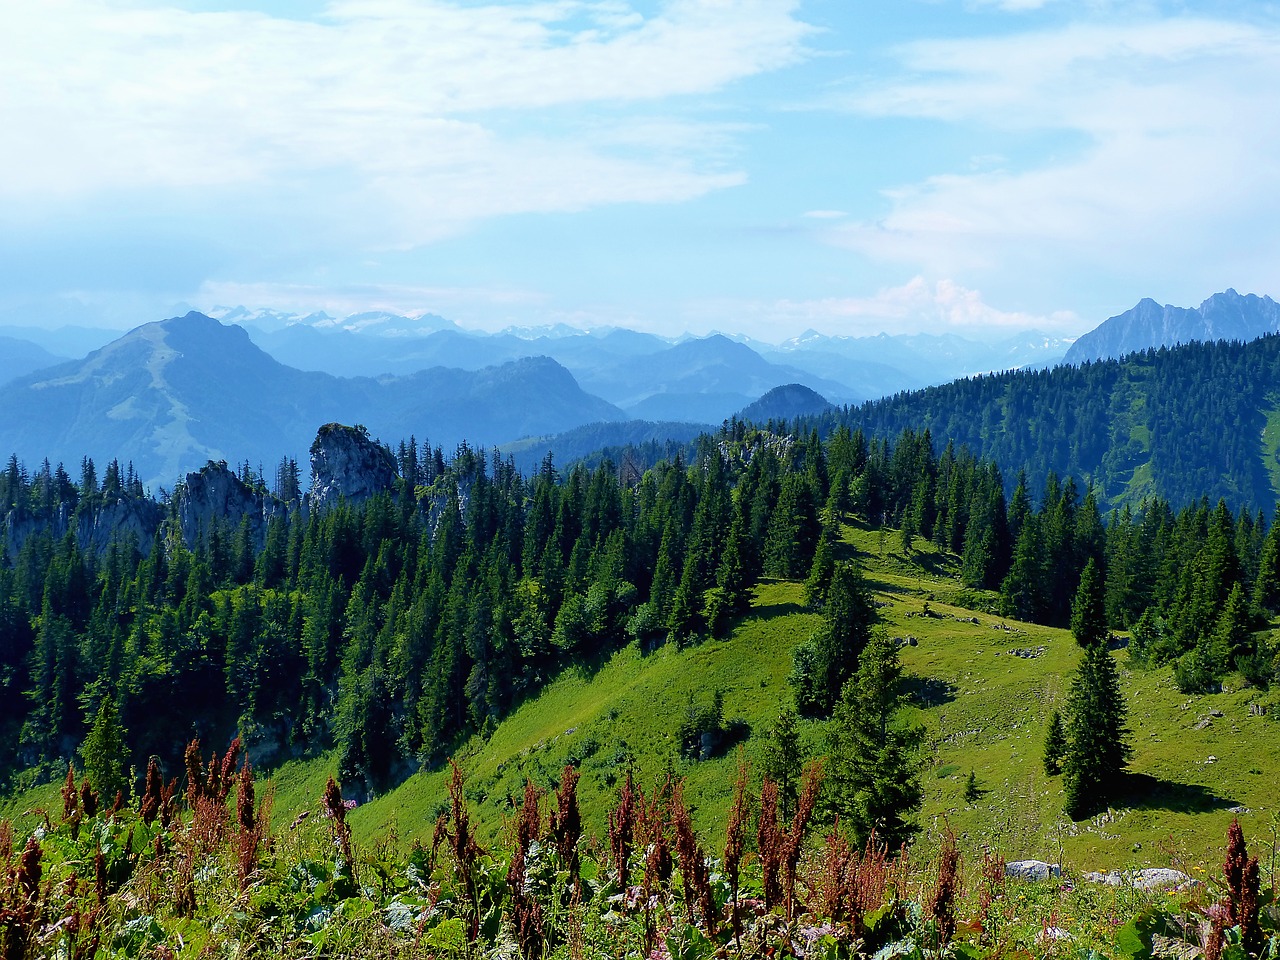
top-left (1118, 772), bottom-right (1236, 815)
top-left (747, 595), bottom-right (809, 620)
top-left (909, 550), bottom-right (958, 578)
top-left (901, 673), bottom-right (957, 708)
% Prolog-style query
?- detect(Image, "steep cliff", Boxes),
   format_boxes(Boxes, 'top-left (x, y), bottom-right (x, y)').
top-left (308, 423), bottom-right (398, 513)
top-left (172, 461), bottom-right (289, 549)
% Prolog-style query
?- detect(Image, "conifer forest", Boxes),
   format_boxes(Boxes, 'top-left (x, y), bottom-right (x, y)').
top-left (1, 413), bottom-right (1279, 957)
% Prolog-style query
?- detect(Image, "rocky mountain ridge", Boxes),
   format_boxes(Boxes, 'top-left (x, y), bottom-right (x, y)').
top-left (3, 422), bottom-right (414, 559)
top-left (1064, 289), bottom-right (1280, 363)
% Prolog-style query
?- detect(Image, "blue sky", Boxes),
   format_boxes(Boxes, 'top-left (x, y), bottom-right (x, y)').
top-left (2, 0), bottom-right (1278, 341)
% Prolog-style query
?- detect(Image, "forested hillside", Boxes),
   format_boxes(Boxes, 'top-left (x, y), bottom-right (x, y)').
top-left (2, 414), bottom-right (1277, 805)
top-left (805, 334), bottom-right (1280, 511)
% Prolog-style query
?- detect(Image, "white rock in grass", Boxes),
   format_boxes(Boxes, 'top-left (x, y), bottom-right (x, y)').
top-left (1005, 860), bottom-right (1061, 880)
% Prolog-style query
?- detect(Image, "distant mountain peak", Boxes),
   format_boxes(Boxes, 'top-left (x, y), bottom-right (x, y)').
top-left (737, 383), bottom-right (833, 423)
top-left (1065, 290), bottom-right (1280, 363)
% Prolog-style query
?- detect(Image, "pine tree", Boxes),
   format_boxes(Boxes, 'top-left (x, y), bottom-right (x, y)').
top-left (80, 697), bottom-right (129, 804)
top-left (1070, 557), bottom-right (1107, 648)
top-left (760, 706), bottom-right (802, 820)
top-left (1062, 645), bottom-right (1131, 819)
top-left (826, 629), bottom-right (922, 849)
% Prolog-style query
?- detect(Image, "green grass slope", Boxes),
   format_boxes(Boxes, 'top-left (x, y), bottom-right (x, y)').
top-left (336, 520), bottom-right (1280, 876)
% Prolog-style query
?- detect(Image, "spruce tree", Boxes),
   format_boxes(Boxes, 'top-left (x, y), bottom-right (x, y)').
top-left (80, 697), bottom-right (129, 804)
top-left (1070, 557), bottom-right (1107, 648)
top-left (1042, 709), bottom-right (1066, 775)
top-left (760, 706), bottom-right (802, 820)
top-left (1062, 645), bottom-right (1131, 819)
top-left (826, 629), bottom-right (922, 848)
top-left (803, 527), bottom-right (835, 608)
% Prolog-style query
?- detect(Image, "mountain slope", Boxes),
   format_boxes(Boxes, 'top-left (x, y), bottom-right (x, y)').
top-left (0, 313), bottom-right (624, 489)
top-left (1065, 289), bottom-right (1280, 363)
top-left (765, 329), bottom-right (1073, 396)
top-left (738, 383), bottom-right (833, 423)
top-left (0, 336), bottom-right (68, 385)
top-left (806, 333), bottom-right (1280, 510)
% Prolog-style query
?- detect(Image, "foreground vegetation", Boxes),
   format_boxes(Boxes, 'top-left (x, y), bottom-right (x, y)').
top-left (3, 746), bottom-right (1278, 959)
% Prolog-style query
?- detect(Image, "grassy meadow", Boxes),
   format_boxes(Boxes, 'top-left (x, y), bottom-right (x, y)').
top-left (324, 517), bottom-right (1280, 881)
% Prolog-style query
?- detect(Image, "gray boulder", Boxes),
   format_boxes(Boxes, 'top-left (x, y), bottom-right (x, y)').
top-left (1005, 860), bottom-right (1061, 880)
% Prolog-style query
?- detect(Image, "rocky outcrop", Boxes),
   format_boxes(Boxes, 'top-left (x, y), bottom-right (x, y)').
top-left (3, 495), bottom-right (164, 559)
top-left (308, 423), bottom-right (397, 513)
top-left (173, 461), bottom-right (288, 548)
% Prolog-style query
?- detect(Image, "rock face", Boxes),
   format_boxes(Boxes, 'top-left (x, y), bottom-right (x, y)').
top-left (308, 423), bottom-right (397, 513)
top-left (173, 461), bottom-right (288, 548)
top-left (3, 496), bottom-right (164, 559)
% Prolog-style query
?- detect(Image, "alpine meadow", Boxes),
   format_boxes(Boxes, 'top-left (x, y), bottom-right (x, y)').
top-left (7, 0), bottom-right (1280, 956)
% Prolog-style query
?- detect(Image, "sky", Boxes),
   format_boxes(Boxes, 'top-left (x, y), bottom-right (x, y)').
top-left (2, 0), bottom-right (1279, 343)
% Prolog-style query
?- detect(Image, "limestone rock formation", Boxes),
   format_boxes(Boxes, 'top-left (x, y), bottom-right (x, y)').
top-left (308, 423), bottom-right (397, 513)
top-left (173, 460), bottom-right (288, 548)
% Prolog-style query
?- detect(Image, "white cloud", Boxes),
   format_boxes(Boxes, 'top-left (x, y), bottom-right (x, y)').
top-left (0, 0), bottom-right (811, 241)
top-left (828, 17), bottom-right (1280, 298)
top-left (687, 277), bottom-right (1081, 340)
top-left (966, 0), bottom-right (1061, 10)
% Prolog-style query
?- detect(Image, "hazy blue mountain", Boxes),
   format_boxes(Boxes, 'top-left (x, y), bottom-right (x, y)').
top-left (0, 313), bottom-right (623, 490)
top-left (0, 336), bottom-right (69, 384)
top-left (578, 334), bottom-right (862, 420)
top-left (499, 420), bottom-right (710, 474)
top-left (213, 305), bottom-right (457, 336)
top-left (0, 323), bottom-right (123, 359)
top-left (1064, 290), bottom-right (1280, 363)
top-left (247, 322), bottom-right (841, 423)
top-left (248, 323), bottom-right (671, 378)
top-left (738, 384), bottom-right (833, 423)
top-left (765, 329), bottom-right (1073, 395)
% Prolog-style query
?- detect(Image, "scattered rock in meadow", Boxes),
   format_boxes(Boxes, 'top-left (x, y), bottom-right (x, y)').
top-left (1005, 860), bottom-right (1061, 880)
top-left (1084, 869), bottom-right (1197, 891)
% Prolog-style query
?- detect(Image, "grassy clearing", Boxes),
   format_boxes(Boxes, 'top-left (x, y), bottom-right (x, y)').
top-left (1261, 393), bottom-right (1280, 498)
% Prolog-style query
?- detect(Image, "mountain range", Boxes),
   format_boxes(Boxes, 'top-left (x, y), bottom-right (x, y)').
top-left (0, 313), bottom-right (624, 490)
top-left (1063, 289), bottom-right (1280, 363)
top-left (4, 290), bottom-right (1280, 495)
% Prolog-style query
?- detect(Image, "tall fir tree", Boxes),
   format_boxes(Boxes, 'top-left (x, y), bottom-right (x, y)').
top-left (826, 629), bottom-right (922, 849)
top-left (80, 697), bottom-right (129, 804)
top-left (1070, 557), bottom-right (1108, 648)
top-left (1062, 644), bottom-right (1131, 819)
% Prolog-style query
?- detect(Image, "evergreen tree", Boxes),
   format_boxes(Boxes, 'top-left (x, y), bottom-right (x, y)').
top-left (802, 527), bottom-right (835, 609)
top-left (1062, 645), bottom-right (1131, 819)
top-left (1070, 557), bottom-right (1107, 648)
top-left (826, 629), bottom-right (922, 849)
top-left (789, 560), bottom-right (877, 715)
top-left (760, 706), bottom-right (802, 820)
top-left (80, 697), bottom-right (129, 803)
top-left (1252, 508), bottom-right (1280, 613)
